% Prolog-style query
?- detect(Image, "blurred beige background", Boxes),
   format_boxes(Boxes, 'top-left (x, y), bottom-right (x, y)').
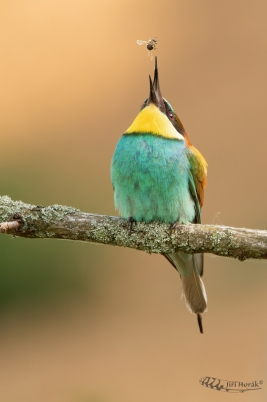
top-left (1, 0), bottom-right (267, 401)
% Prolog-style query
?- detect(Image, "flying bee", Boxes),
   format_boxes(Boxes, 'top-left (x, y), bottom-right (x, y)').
top-left (136, 37), bottom-right (158, 60)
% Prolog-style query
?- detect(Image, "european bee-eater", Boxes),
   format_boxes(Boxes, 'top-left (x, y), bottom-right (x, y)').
top-left (111, 57), bottom-right (208, 333)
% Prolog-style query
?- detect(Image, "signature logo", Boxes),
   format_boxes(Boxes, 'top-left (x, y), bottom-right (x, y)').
top-left (199, 376), bottom-right (263, 393)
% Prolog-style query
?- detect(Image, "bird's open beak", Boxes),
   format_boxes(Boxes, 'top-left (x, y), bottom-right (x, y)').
top-left (148, 56), bottom-right (166, 113)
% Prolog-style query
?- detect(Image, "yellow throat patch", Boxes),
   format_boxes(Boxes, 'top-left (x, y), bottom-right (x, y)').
top-left (125, 104), bottom-right (184, 140)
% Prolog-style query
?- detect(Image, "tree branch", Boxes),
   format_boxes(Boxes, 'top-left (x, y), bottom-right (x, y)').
top-left (0, 195), bottom-right (266, 261)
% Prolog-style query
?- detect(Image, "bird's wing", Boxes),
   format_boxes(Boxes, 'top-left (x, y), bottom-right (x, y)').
top-left (186, 144), bottom-right (207, 208)
top-left (187, 144), bottom-right (207, 278)
top-left (187, 167), bottom-right (204, 277)
top-left (188, 169), bottom-right (201, 224)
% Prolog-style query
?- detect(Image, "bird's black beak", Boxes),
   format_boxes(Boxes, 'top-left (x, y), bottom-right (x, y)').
top-left (148, 56), bottom-right (166, 113)
top-left (152, 56), bottom-right (161, 94)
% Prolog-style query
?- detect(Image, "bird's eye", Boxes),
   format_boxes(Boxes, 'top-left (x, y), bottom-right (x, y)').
top-left (168, 111), bottom-right (174, 119)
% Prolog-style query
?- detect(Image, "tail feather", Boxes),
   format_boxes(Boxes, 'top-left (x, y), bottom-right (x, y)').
top-left (180, 255), bottom-right (207, 314)
top-left (165, 252), bottom-right (207, 333)
top-left (197, 313), bottom-right (203, 334)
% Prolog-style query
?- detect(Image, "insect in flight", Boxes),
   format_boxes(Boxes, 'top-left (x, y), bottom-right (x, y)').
top-left (136, 37), bottom-right (158, 60)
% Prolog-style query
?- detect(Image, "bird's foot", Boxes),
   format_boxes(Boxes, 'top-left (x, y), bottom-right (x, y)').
top-left (128, 217), bottom-right (137, 234)
top-left (170, 220), bottom-right (182, 235)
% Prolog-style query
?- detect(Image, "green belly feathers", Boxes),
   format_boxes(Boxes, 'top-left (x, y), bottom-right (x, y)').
top-left (111, 133), bottom-right (195, 224)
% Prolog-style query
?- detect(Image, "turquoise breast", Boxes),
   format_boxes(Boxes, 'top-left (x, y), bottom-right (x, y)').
top-left (111, 134), bottom-right (195, 223)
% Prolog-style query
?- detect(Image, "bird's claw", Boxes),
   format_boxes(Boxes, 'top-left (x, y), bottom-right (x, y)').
top-left (170, 220), bottom-right (182, 235)
top-left (128, 217), bottom-right (137, 234)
